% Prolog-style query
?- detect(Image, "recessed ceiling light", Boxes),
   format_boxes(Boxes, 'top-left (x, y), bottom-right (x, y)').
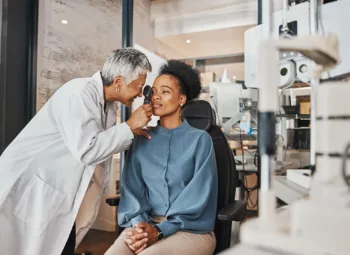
top-left (61, 20), bottom-right (68, 24)
top-left (186, 39), bottom-right (191, 44)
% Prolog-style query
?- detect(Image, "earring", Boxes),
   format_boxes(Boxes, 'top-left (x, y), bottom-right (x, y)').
top-left (180, 104), bottom-right (183, 107)
top-left (116, 87), bottom-right (120, 92)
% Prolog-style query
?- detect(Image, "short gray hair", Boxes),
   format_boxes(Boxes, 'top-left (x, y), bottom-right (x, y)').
top-left (101, 48), bottom-right (152, 86)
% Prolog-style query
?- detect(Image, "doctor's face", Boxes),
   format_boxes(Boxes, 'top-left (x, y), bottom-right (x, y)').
top-left (151, 74), bottom-right (186, 117)
top-left (119, 74), bottom-right (147, 107)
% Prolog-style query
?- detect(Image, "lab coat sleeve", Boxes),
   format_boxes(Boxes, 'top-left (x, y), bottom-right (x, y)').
top-left (157, 133), bottom-right (218, 238)
top-left (118, 140), bottom-right (151, 227)
top-left (54, 91), bottom-right (134, 165)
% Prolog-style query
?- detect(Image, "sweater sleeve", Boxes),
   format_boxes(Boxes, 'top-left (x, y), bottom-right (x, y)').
top-left (157, 133), bottom-right (218, 237)
top-left (117, 139), bottom-right (151, 227)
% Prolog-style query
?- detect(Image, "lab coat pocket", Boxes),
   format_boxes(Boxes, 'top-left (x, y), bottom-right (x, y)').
top-left (13, 175), bottom-right (66, 236)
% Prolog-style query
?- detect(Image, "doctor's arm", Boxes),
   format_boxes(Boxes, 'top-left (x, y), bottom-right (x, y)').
top-left (54, 91), bottom-right (134, 165)
top-left (157, 133), bottom-right (218, 238)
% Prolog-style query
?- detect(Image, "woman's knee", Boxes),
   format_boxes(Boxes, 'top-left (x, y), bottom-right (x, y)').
top-left (139, 231), bottom-right (216, 255)
top-left (105, 229), bottom-right (135, 255)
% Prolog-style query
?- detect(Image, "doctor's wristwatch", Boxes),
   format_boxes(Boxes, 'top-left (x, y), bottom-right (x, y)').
top-left (152, 224), bottom-right (164, 240)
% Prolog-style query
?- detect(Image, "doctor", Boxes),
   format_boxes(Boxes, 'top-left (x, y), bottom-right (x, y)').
top-left (0, 48), bottom-right (152, 255)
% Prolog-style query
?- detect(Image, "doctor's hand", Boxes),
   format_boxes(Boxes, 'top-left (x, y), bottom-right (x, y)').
top-left (133, 128), bottom-right (152, 140)
top-left (123, 228), bottom-right (149, 254)
top-left (126, 104), bottom-right (153, 138)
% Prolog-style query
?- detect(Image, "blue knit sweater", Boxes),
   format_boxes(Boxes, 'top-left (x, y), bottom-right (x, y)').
top-left (118, 120), bottom-right (218, 238)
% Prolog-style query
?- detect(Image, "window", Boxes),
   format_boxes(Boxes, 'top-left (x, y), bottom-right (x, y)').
top-left (36, 0), bottom-right (123, 111)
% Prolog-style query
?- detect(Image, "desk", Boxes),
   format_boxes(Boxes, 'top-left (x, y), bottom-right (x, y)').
top-left (273, 176), bottom-right (309, 204)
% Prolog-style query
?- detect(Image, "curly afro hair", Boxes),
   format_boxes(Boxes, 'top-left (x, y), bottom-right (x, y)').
top-left (158, 60), bottom-right (202, 102)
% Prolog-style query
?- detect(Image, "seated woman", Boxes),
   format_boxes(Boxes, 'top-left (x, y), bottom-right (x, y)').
top-left (105, 60), bottom-right (218, 255)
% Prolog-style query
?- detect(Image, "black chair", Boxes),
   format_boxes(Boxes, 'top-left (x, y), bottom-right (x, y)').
top-left (106, 100), bottom-right (247, 254)
top-left (181, 100), bottom-right (247, 254)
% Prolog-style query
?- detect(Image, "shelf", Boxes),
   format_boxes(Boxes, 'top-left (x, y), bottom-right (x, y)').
top-left (276, 113), bottom-right (310, 120)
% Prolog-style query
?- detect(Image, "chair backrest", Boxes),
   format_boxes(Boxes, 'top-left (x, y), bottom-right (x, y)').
top-left (182, 100), bottom-right (238, 253)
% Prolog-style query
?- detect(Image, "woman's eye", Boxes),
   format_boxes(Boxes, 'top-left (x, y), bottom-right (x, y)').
top-left (162, 91), bottom-right (169, 94)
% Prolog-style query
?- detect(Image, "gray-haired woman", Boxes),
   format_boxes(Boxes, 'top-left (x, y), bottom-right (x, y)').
top-left (0, 48), bottom-right (152, 255)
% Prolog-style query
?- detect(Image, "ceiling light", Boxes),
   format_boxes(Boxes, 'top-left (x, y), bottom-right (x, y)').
top-left (186, 39), bottom-right (191, 44)
top-left (61, 20), bottom-right (68, 25)
top-left (232, 76), bottom-right (237, 79)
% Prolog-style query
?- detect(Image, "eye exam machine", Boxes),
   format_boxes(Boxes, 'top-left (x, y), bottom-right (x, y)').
top-left (221, 0), bottom-right (350, 254)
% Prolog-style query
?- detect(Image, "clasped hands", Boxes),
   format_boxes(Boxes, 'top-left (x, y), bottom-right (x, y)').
top-left (123, 222), bottom-right (159, 254)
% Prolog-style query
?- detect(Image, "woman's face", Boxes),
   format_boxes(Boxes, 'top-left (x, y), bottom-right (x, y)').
top-left (151, 74), bottom-right (186, 117)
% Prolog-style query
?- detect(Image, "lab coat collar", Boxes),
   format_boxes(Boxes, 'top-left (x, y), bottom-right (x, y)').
top-left (92, 71), bottom-right (105, 106)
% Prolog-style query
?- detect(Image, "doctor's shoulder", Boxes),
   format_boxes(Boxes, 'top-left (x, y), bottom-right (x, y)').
top-left (56, 77), bottom-right (91, 92)
top-left (52, 77), bottom-right (100, 105)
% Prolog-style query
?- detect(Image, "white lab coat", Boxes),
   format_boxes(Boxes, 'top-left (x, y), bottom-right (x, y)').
top-left (0, 71), bottom-right (134, 255)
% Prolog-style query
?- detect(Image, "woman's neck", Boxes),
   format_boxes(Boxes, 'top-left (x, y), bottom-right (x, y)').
top-left (159, 113), bottom-right (182, 129)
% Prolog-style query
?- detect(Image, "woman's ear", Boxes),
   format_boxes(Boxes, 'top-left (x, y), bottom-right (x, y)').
top-left (180, 95), bottom-right (187, 107)
top-left (113, 75), bottom-right (123, 92)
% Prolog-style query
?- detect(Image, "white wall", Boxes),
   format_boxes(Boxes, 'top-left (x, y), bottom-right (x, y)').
top-left (205, 62), bottom-right (245, 82)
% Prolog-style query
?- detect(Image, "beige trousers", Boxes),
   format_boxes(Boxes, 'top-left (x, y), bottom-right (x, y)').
top-left (104, 228), bottom-right (216, 255)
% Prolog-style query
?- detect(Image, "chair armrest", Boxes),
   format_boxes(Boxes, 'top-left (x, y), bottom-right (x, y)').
top-left (106, 194), bottom-right (121, 206)
top-left (218, 200), bottom-right (247, 222)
